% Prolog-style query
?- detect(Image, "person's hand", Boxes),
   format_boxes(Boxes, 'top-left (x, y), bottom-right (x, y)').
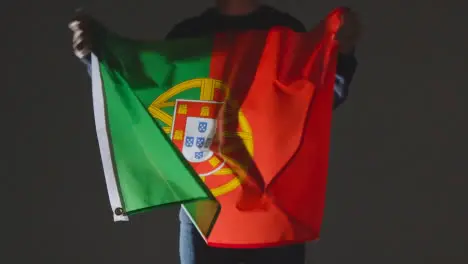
top-left (68, 10), bottom-right (98, 59)
top-left (336, 9), bottom-right (361, 54)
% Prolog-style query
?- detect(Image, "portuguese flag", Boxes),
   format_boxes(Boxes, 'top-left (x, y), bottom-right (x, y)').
top-left (91, 7), bottom-right (345, 247)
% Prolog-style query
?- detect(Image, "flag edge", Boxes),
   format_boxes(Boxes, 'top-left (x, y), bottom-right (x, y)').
top-left (91, 53), bottom-right (129, 222)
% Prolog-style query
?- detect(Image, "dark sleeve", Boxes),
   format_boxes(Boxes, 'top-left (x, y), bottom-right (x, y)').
top-left (334, 51), bottom-right (358, 109)
top-left (165, 18), bottom-right (198, 40)
top-left (278, 13), bottom-right (358, 109)
top-left (283, 16), bottom-right (306, 32)
top-left (276, 13), bottom-right (306, 32)
top-left (165, 24), bottom-right (185, 40)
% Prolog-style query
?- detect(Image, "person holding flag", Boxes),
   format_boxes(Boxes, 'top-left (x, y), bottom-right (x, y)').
top-left (69, 0), bottom-right (361, 263)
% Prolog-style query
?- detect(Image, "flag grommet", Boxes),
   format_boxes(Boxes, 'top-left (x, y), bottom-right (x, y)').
top-left (114, 207), bottom-right (124, 216)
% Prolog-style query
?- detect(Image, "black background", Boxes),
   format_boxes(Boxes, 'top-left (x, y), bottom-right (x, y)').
top-left (8, 0), bottom-right (468, 263)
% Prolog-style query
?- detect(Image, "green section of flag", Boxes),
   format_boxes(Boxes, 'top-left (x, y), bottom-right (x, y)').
top-left (95, 32), bottom-right (219, 235)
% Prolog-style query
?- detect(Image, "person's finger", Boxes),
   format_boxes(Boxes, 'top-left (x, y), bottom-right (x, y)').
top-left (73, 40), bottom-right (91, 58)
top-left (73, 38), bottom-right (91, 50)
top-left (73, 42), bottom-right (87, 58)
top-left (74, 48), bottom-right (90, 59)
top-left (72, 30), bottom-right (83, 42)
top-left (72, 39), bottom-right (82, 50)
top-left (68, 20), bottom-right (91, 33)
top-left (69, 8), bottom-right (93, 30)
top-left (72, 30), bottom-right (90, 43)
top-left (68, 20), bottom-right (81, 31)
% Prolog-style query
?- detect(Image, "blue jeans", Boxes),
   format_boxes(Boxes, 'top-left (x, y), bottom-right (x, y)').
top-left (179, 209), bottom-right (306, 264)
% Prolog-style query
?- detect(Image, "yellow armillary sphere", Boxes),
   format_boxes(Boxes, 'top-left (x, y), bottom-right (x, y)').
top-left (147, 78), bottom-right (254, 197)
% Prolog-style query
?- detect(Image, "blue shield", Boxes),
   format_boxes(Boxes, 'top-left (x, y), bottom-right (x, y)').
top-left (196, 137), bottom-right (205, 148)
top-left (194, 152), bottom-right (204, 160)
top-left (198, 121), bottom-right (208, 133)
top-left (185, 136), bottom-right (194, 147)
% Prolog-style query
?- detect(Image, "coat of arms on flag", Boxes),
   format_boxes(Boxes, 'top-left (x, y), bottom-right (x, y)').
top-left (171, 100), bottom-right (225, 176)
top-left (147, 78), bottom-right (255, 197)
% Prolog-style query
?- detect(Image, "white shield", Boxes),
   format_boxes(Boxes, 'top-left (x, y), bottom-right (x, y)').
top-left (181, 117), bottom-right (217, 163)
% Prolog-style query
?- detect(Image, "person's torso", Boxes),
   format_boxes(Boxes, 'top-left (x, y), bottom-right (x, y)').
top-left (166, 5), bottom-right (305, 39)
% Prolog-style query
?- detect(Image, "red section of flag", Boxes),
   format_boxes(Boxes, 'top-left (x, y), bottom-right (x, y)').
top-left (204, 8), bottom-right (345, 247)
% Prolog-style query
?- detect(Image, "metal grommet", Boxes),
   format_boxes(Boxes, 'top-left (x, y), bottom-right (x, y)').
top-left (114, 207), bottom-right (124, 216)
